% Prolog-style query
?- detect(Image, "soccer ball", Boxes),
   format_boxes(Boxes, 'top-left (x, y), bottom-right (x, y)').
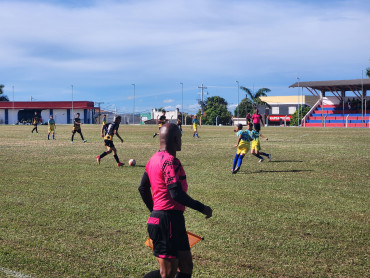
top-left (129, 159), bottom-right (136, 166)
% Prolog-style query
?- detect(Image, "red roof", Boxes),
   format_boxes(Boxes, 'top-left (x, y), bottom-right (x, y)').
top-left (0, 101), bottom-right (95, 109)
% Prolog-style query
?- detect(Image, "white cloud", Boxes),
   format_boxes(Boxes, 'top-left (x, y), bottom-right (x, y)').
top-left (163, 99), bottom-right (174, 104)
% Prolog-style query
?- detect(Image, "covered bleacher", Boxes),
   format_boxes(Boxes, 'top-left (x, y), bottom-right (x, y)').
top-left (289, 79), bottom-right (370, 127)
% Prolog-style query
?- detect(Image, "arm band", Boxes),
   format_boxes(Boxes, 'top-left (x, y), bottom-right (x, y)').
top-left (138, 172), bottom-right (153, 212)
top-left (168, 182), bottom-right (205, 213)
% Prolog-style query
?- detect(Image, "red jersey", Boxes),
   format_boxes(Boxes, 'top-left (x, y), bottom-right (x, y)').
top-left (146, 151), bottom-right (188, 211)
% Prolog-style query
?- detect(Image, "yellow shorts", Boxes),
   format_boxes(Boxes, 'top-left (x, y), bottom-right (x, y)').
top-left (193, 124), bottom-right (198, 131)
top-left (48, 126), bottom-right (55, 132)
top-left (237, 142), bottom-right (250, 155)
top-left (251, 140), bottom-right (261, 152)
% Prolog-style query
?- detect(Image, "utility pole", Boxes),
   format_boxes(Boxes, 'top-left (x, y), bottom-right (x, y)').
top-left (95, 102), bottom-right (104, 124)
top-left (198, 84), bottom-right (207, 125)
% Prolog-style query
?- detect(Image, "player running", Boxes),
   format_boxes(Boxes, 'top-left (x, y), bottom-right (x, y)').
top-left (153, 110), bottom-right (167, 138)
top-left (47, 115), bottom-right (56, 140)
top-left (250, 125), bottom-right (271, 162)
top-left (102, 114), bottom-right (108, 134)
top-left (71, 113), bottom-right (87, 143)
top-left (232, 124), bottom-right (252, 174)
top-left (192, 115), bottom-right (200, 138)
top-left (96, 115), bottom-right (124, 167)
top-left (31, 112), bottom-right (40, 133)
top-left (139, 123), bottom-right (212, 278)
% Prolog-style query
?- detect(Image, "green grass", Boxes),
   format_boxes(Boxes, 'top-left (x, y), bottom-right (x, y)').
top-left (0, 124), bottom-right (369, 278)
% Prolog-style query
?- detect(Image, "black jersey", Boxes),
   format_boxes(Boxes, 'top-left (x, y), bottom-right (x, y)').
top-left (73, 118), bottom-right (81, 130)
top-left (104, 122), bottom-right (119, 140)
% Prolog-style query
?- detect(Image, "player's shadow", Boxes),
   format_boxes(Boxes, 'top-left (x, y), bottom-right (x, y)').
top-left (240, 169), bottom-right (312, 174)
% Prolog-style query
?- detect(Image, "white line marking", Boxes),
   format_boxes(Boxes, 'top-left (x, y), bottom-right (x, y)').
top-left (0, 267), bottom-right (34, 278)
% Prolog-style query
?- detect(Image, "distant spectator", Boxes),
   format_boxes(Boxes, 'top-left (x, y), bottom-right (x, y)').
top-left (246, 113), bottom-right (251, 124)
top-left (347, 100), bottom-right (351, 111)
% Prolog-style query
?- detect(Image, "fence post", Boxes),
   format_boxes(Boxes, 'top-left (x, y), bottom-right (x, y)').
top-left (346, 114), bottom-right (349, 128)
top-left (324, 115), bottom-right (327, 127)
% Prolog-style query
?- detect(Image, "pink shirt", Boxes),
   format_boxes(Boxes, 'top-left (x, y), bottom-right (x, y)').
top-left (252, 114), bottom-right (262, 124)
top-left (146, 151), bottom-right (188, 211)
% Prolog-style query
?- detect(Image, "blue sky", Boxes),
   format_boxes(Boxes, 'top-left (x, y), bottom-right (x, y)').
top-left (0, 0), bottom-right (369, 114)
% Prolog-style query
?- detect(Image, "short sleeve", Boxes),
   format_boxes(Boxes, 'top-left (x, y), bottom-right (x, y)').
top-left (162, 157), bottom-right (180, 186)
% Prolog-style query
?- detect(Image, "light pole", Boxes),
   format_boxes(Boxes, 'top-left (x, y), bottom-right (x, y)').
top-left (180, 82), bottom-right (184, 125)
top-left (236, 81), bottom-right (240, 119)
top-left (12, 86), bottom-right (14, 124)
top-left (71, 85), bottom-right (74, 124)
top-left (132, 84), bottom-right (135, 125)
top-left (297, 78), bottom-right (300, 126)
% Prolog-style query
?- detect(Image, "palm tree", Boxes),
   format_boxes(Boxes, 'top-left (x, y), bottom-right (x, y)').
top-left (366, 68), bottom-right (370, 78)
top-left (0, 84), bottom-right (9, 101)
top-left (240, 86), bottom-right (271, 109)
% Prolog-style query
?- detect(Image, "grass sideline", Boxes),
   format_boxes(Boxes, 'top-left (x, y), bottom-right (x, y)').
top-left (0, 124), bottom-right (369, 278)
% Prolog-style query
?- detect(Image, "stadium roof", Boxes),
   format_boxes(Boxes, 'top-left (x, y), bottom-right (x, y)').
top-left (0, 101), bottom-right (95, 109)
top-left (289, 79), bottom-right (370, 98)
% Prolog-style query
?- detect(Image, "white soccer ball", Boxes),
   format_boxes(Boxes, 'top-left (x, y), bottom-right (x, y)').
top-left (129, 159), bottom-right (136, 166)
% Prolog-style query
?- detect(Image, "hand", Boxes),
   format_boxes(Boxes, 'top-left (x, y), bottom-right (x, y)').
top-left (234, 144), bottom-right (238, 148)
top-left (265, 138), bottom-right (268, 141)
top-left (120, 138), bottom-right (124, 143)
top-left (101, 134), bottom-right (104, 138)
top-left (202, 206), bottom-right (213, 219)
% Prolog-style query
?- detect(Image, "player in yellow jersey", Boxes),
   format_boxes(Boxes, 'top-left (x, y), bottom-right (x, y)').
top-left (192, 115), bottom-right (200, 138)
top-left (47, 115), bottom-right (56, 140)
top-left (250, 125), bottom-right (271, 162)
top-left (232, 124), bottom-right (252, 174)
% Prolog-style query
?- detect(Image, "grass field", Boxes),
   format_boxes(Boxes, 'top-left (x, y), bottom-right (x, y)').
top-left (0, 124), bottom-right (369, 278)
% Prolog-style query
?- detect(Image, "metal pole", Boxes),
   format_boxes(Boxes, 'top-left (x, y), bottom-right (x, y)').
top-left (132, 84), bottom-right (135, 125)
top-left (297, 77), bottom-right (300, 126)
top-left (236, 81), bottom-right (239, 119)
top-left (12, 86), bottom-right (14, 124)
top-left (71, 85), bottom-right (74, 124)
top-left (180, 82), bottom-right (184, 125)
top-left (361, 71), bottom-right (364, 127)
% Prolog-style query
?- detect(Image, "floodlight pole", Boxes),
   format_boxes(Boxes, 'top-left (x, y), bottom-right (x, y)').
top-left (12, 85), bottom-right (14, 124)
top-left (236, 81), bottom-right (240, 119)
top-left (297, 77), bottom-right (300, 126)
top-left (71, 85), bottom-right (74, 124)
top-left (180, 82), bottom-right (184, 125)
top-left (132, 84), bottom-right (135, 125)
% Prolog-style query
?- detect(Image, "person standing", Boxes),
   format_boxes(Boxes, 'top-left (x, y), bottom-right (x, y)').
top-left (192, 115), bottom-right (200, 138)
top-left (71, 113), bottom-right (87, 143)
top-left (246, 113), bottom-right (251, 125)
top-left (232, 124), bottom-right (251, 174)
top-left (153, 110), bottom-right (167, 138)
top-left (31, 112), bottom-right (39, 133)
top-left (102, 114), bottom-right (108, 134)
top-left (47, 115), bottom-right (56, 140)
top-left (96, 115), bottom-right (124, 167)
top-left (138, 123), bottom-right (213, 278)
top-left (252, 109), bottom-right (264, 132)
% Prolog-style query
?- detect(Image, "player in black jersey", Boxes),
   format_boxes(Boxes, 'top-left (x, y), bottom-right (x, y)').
top-left (153, 110), bottom-right (167, 138)
top-left (96, 115), bottom-right (124, 167)
top-left (31, 112), bottom-right (40, 133)
top-left (71, 113), bottom-right (86, 143)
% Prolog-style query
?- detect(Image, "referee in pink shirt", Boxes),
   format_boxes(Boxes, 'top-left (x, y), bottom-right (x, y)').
top-left (139, 123), bottom-right (213, 278)
top-left (252, 108), bottom-right (264, 132)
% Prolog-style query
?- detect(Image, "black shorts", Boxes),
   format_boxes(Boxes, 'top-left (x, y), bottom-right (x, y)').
top-left (72, 129), bottom-right (82, 134)
top-left (147, 210), bottom-right (189, 259)
top-left (254, 123), bottom-right (261, 132)
top-left (104, 139), bottom-right (115, 148)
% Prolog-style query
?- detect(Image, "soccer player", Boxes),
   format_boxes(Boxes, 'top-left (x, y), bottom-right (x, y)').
top-left (177, 115), bottom-right (182, 132)
top-left (153, 110), bottom-right (167, 138)
top-left (252, 109), bottom-right (264, 132)
top-left (71, 113), bottom-right (87, 143)
top-left (31, 112), bottom-right (39, 133)
top-left (47, 115), bottom-right (56, 140)
top-left (232, 124), bottom-right (251, 174)
top-left (250, 125), bottom-right (271, 162)
top-left (138, 123), bottom-right (213, 278)
top-left (96, 115), bottom-right (124, 167)
top-left (192, 115), bottom-right (200, 138)
top-left (102, 114), bottom-right (108, 134)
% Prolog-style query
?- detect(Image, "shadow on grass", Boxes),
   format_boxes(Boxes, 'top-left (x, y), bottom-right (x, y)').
top-left (268, 160), bottom-right (304, 163)
top-left (240, 169), bottom-right (313, 174)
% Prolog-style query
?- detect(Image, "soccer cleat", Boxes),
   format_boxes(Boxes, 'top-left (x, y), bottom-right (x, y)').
top-left (96, 155), bottom-right (101, 165)
top-left (153, 133), bottom-right (157, 138)
top-left (232, 167), bottom-right (240, 174)
top-left (83, 140), bottom-right (87, 143)
top-left (259, 158), bottom-right (264, 163)
top-left (268, 154), bottom-right (271, 162)
top-left (71, 141), bottom-right (74, 144)
top-left (117, 162), bottom-right (124, 167)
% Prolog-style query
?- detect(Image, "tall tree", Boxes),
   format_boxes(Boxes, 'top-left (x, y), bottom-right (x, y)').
top-left (240, 86), bottom-right (271, 110)
top-left (197, 96), bottom-right (231, 125)
top-left (366, 68), bottom-right (370, 78)
top-left (0, 84), bottom-right (9, 101)
top-left (234, 97), bottom-right (254, 117)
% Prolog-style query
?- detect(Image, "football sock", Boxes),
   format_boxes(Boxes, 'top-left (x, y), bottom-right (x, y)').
top-left (48, 134), bottom-right (50, 140)
top-left (99, 152), bottom-right (108, 159)
top-left (176, 272), bottom-right (191, 278)
top-left (254, 154), bottom-right (264, 160)
top-left (52, 134), bottom-right (55, 139)
top-left (237, 155), bottom-right (244, 168)
top-left (193, 133), bottom-right (195, 137)
top-left (113, 154), bottom-right (120, 163)
top-left (196, 133), bottom-right (199, 138)
top-left (261, 152), bottom-right (269, 157)
top-left (143, 270), bottom-right (161, 278)
top-left (80, 134), bottom-right (85, 140)
top-left (71, 134), bottom-right (75, 141)
top-left (233, 154), bottom-right (239, 169)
